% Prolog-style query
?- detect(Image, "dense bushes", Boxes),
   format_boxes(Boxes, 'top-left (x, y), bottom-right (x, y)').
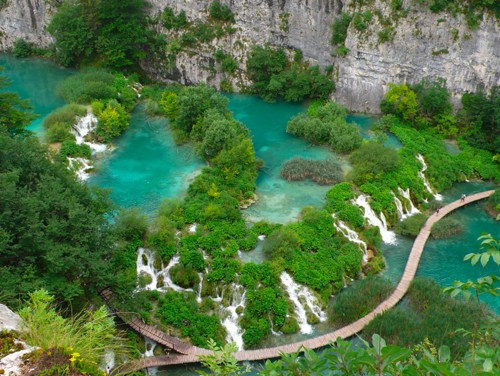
top-left (280, 157), bottom-right (343, 185)
top-left (157, 291), bottom-right (226, 346)
top-left (348, 141), bottom-right (401, 185)
top-left (394, 213), bottom-right (428, 237)
top-left (246, 45), bottom-right (334, 102)
top-left (43, 104), bottom-right (87, 143)
top-left (92, 100), bottom-right (130, 142)
top-left (363, 277), bottom-right (491, 356)
top-left (56, 69), bottom-right (117, 104)
top-left (431, 216), bottom-right (464, 239)
top-left (330, 275), bottom-right (394, 326)
top-left (47, 0), bottom-right (152, 69)
top-left (0, 128), bottom-right (119, 303)
top-left (287, 101), bottom-right (362, 153)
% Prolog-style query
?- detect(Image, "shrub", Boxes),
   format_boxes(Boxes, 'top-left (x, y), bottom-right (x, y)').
top-left (431, 216), bottom-right (464, 238)
top-left (328, 118), bottom-right (362, 154)
top-left (95, 100), bottom-right (130, 142)
top-left (45, 122), bottom-right (74, 143)
top-left (13, 38), bottom-right (34, 58)
top-left (280, 157), bottom-right (343, 185)
top-left (43, 104), bottom-right (87, 130)
top-left (330, 276), bottom-right (394, 326)
top-left (208, 0), bottom-right (235, 23)
top-left (331, 12), bottom-right (351, 45)
top-left (56, 69), bottom-right (117, 104)
top-left (115, 208), bottom-right (149, 241)
top-left (394, 213), bottom-right (428, 237)
top-left (58, 139), bottom-right (91, 159)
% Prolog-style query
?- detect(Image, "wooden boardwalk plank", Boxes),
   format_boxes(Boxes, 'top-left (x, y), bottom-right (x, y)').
top-left (106, 190), bottom-right (494, 372)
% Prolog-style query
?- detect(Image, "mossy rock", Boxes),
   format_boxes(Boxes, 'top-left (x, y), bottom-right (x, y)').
top-left (281, 316), bottom-right (299, 334)
top-left (138, 272), bottom-right (153, 288)
top-left (306, 309), bottom-right (320, 325)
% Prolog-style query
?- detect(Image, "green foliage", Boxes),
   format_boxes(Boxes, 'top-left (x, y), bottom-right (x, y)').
top-left (378, 27), bottom-right (395, 43)
top-left (366, 277), bottom-right (491, 356)
top-left (352, 11), bottom-right (372, 31)
top-left (246, 45), bottom-right (334, 102)
top-left (43, 103), bottom-right (87, 143)
top-left (47, 0), bottom-right (152, 69)
top-left (114, 208), bottom-right (149, 242)
top-left (0, 68), bottom-right (37, 136)
top-left (197, 339), bottom-right (251, 376)
top-left (413, 78), bottom-right (452, 119)
top-left (380, 83), bottom-right (418, 122)
top-left (348, 141), bottom-right (401, 185)
top-left (330, 275), bottom-right (394, 326)
top-left (13, 38), bottom-right (35, 58)
top-left (287, 101), bottom-right (360, 153)
top-left (157, 291), bottom-right (225, 347)
top-left (162, 6), bottom-right (188, 30)
top-left (280, 157), bottom-right (343, 185)
top-left (94, 99), bottom-right (130, 142)
top-left (395, 213), bottom-right (428, 237)
top-left (331, 12), bottom-right (352, 45)
top-left (431, 216), bottom-right (464, 239)
top-left (58, 139), bottom-right (92, 160)
top-left (0, 129), bottom-right (118, 303)
top-left (460, 85), bottom-right (499, 154)
top-left (56, 69), bottom-right (117, 104)
top-left (208, 1), bottom-right (235, 23)
top-left (19, 289), bottom-right (124, 374)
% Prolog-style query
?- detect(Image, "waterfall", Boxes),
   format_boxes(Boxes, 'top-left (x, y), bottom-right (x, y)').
top-left (416, 154), bottom-right (443, 201)
top-left (71, 113), bottom-right (107, 155)
top-left (332, 214), bottom-right (368, 262)
top-left (393, 194), bottom-right (405, 219)
top-left (189, 224), bottom-right (197, 233)
top-left (211, 286), bottom-right (224, 303)
top-left (220, 284), bottom-right (246, 351)
top-left (354, 195), bottom-right (397, 244)
top-left (196, 272), bottom-right (203, 303)
top-left (398, 187), bottom-right (420, 217)
top-left (142, 338), bottom-right (158, 376)
top-left (280, 272), bottom-right (326, 335)
top-left (67, 157), bottom-right (92, 181)
top-left (136, 248), bottom-right (194, 293)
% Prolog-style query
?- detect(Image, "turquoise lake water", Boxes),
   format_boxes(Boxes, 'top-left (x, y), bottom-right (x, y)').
top-left (0, 54), bottom-right (73, 134)
top-left (1, 56), bottom-right (498, 375)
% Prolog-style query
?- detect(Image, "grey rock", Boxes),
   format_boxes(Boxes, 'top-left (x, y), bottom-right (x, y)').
top-left (0, 304), bottom-right (22, 332)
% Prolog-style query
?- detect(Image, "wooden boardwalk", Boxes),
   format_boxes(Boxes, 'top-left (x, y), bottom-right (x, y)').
top-left (108, 190), bottom-right (495, 373)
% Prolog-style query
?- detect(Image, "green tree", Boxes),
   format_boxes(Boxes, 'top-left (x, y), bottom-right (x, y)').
top-left (413, 78), bottom-right (452, 119)
top-left (349, 141), bottom-right (401, 184)
top-left (95, 99), bottom-right (130, 141)
top-left (0, 128), bottom-right (117, 303)
top-left (380, 83), bottom-right (418, 122)
top-left (0, 68), bottom-right (37, 136)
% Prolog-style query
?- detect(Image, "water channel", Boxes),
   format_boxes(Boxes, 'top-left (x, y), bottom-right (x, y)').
top-left (1, 54), bottom-right (498, 375)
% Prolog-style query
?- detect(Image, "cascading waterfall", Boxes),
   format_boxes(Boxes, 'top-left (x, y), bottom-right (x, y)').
top-left (68, 113), bottom-right (108, 180)
top-left (136, 248), bottom-right (193, 293)
top-left (67, 157), bottom-right (93, 181)
top-left (398, 187), bottom-right (420, 217)
top-left (220, 284), bottom-right (247, 351)
top-left (416, 154), bottom-right (443, 201)
top-left (71, 113), bottom-right (107, 154)
top-left (331, 214), bottom-right (368, 262)
top-left (354, 195), bottom-right (397, 244)
top-left (280, 272), bottom-right (326, 335)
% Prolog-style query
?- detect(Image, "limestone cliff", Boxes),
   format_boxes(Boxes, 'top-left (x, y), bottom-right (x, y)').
top-left (0, 0), bottom-right (498, 113)
top-left (0, 0), bottom-right (54, 50)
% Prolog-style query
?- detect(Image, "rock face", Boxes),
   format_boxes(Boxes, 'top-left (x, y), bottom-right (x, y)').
top-left (0, 0), bottom-right (498, 113)
top-left (0, 304), bottom-right (22, 332)
top-left (0, 0), bottom-right (54, 50)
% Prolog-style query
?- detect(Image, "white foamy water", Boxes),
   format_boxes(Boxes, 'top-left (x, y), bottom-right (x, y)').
top-left (397, 187), bottom-right (420, 218)
top-left (71, 113), bottom-right (107, 155)
top-left (354, 195), bottom-right (397, 244)
top-left (142, 338), bottom-right (158, 376)
top-left (332, 214), bottom-right (368, 262)
top-left (220, 284), bottom-right (246, 350)
top-left (67, 157), bottom-right (92, 181)
top-left (280, 272), bottom-right (326, 334)
top-left (416, 154), bottom-right (443, 201)
top-left (136, 248), bottom-right (193, 293)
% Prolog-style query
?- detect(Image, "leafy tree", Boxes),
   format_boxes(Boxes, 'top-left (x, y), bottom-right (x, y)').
top-left (95, 99), bottom-right (130, 141)
top-left (380, 83), bottom-right (418, 122)
top-left (0, 68), bottom-right (37, 136)
top-left (413, 78), bottom-right (452, 118)
top-left (47, 0), bottom-right (152, 69)
top-left (0, 128), bottom-right (118, 303)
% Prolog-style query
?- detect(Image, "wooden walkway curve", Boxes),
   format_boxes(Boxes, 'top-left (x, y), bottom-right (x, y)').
top-left (108, 190), bottom-right (495, 374)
